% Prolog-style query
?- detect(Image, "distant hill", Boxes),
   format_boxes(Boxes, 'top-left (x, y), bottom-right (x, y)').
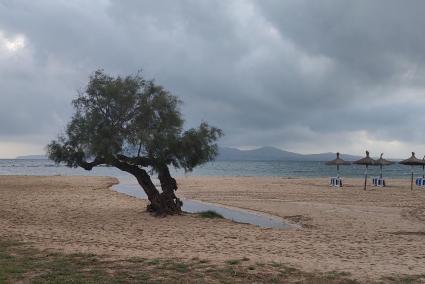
top-left (15, 155), bottom-right (48, 160)
top-left (15, 147), bottom-right (361, 162)
top-left (216, 147), bottom-right (361, 161)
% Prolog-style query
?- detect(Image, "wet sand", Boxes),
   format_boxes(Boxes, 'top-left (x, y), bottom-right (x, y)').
top-left (1, 175), bottom-right (425, 282)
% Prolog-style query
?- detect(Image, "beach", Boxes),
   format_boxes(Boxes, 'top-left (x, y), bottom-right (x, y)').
top-left (1, 175), bottom-right (425, 282)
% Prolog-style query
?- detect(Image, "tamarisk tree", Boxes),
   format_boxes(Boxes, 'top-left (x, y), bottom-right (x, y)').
top-left (47, 70), bottom-right (222, 215)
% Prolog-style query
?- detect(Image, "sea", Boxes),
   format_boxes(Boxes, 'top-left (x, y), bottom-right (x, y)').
top-left (0, 159), bottom-right (420, 179)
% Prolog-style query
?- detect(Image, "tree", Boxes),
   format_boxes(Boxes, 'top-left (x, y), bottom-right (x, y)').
top-left (47, 70), bottom-right (223, 215)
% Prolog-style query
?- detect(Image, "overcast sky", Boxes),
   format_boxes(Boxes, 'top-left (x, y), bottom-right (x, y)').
top-left (1, 0), bottom-right (425, 159)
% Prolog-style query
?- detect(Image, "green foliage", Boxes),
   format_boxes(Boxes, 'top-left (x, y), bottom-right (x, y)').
top-left (47, 69), bottom-right (223, 172)
top-left (198, 210), bottom-right (224, 219)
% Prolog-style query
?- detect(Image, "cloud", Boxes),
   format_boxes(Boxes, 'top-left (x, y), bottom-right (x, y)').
top-left (0, 0), bottom-right (424, 158)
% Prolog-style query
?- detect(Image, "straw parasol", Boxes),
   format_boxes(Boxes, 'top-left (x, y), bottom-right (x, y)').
top-left (422, 156), bottom-right (425, 179)
top-left (354, 150), bottom-right (376, 190)
top-left (325, 152), bottom-right (351, 178)
top-left (399, 152), bottom-right (425, 190)
top-left (375, 153), bottom-right (394, 180)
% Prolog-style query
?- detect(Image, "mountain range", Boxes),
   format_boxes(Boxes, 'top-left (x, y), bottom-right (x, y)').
top-left (15, 147), bottom-right (361, 162)
top-left (216, 146), bottom-right (361, 161)
top-left (15, 155), bottom-right (48, 159)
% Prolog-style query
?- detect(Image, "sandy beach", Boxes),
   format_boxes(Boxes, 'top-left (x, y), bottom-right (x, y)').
top-left (1, 175), bottom-right (425, 282)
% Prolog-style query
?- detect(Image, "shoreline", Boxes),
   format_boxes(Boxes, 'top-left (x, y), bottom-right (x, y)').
top-left (1, 175), bottom-right (425, 282)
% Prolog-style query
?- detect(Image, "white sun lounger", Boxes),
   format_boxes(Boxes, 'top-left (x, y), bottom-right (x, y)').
top-left (372, 177), bottom-right (385, 187)
top-left (330, 177), bottom-right (342, 187)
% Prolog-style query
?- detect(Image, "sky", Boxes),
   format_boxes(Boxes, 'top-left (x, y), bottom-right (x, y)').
top-left (1, 0), bottom-right (425, 159)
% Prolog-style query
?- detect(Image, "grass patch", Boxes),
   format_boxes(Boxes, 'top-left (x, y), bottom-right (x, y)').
top-left (270, 261), bottom-right (282, 268)
top-left (225, 259), bottom-right (242, 265)
top-left (146, 259), bottom-right (161, 266)
top-left (255, 261), bottom-right (265, 267)
top-left (4, 238), bottom-right (419, 283)
top-left (381, 274), bottom-right (425, 284)
top-left (166, 262), bottom-right (190, 273)
top-left (198, 210), bottom-right (224, 219)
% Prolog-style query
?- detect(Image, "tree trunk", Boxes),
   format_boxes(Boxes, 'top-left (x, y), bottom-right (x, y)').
top-left (158, 165), bottom-right (183, 214)
top-left (112, 159), bottom-right (181, 215)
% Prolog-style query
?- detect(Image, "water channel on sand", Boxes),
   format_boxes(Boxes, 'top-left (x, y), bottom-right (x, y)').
top-left (114, 181), bottom-right (291, 229)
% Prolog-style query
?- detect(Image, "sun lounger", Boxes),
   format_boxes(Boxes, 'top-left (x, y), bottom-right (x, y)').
top-left (372, 177), bottom-right (385, 187)
top-left (415, 177), bottom-right (425, 187)
top-left (330, 177), bottom-right (343, 187)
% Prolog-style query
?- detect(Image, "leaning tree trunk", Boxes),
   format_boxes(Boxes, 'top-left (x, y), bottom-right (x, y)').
top-left (112, 159), bottom-right (181, 215)
top-left (157, 165), bottom-right (183, 214)
top-left (132, 168), bottom-right (182, 215)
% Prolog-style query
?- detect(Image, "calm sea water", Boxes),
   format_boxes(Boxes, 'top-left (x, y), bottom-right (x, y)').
top-left (0, 159), bottom-right (420, 179)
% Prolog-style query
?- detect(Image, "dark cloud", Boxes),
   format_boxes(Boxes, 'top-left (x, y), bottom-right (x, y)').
top-left (0, 0), bottom-right (424, 158)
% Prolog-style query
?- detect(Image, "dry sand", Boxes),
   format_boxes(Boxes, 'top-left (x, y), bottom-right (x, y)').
top-left (1, 175), bottom-right (425, 282)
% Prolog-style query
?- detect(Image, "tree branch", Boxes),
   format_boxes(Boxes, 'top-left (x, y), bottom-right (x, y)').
top-left (116, 154), bottom-right (152, 167)
top-left (78, 157), bottom-right (105, 171)
top-left (137, 142), bottom-right (143, 157)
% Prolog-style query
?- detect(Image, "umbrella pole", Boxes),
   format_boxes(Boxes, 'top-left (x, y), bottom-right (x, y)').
top-left (337, 165), bottom-right (340, 178)
top-left (364, 165), bottom-right (368, 191)
top-left (380, 165), bottom-right (383, 179)
top-left (411, 166), bottom-right (414, 191)
top-left (423, 165), bottom-right (424, 179)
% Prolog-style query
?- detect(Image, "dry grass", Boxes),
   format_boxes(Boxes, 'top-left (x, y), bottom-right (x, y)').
top-left (0, 239), bottom-right (366, 284)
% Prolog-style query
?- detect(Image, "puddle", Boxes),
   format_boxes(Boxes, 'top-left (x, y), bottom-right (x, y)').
top-left (113, 182), bottom-right (291, 229)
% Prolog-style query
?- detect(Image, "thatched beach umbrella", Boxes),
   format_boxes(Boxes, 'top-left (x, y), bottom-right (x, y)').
top-left (422, 156), bottom-right (425, 179)
top-left (325, 152), bottom-right (351, 178)
top-left (399, 152), bottom-right (425, 190)
top-left (354, 150), bottom-right (376, 190)
top-left (375, 153), bottom-right (394, 179)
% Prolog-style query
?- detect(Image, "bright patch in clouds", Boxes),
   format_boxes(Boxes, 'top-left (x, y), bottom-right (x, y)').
top-left (0, 31), bottom-right (25, 53)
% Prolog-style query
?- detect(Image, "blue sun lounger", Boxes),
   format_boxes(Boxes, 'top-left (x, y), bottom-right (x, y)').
top-left (415, 177), bottom-right (425, 187)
